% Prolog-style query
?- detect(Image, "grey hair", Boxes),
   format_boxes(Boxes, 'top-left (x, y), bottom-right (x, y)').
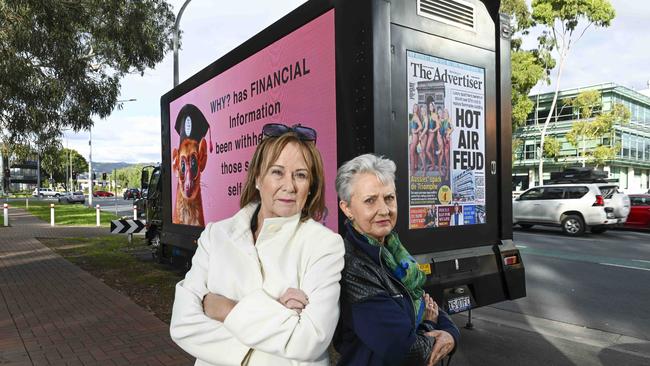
top-left (335, 154), bottom-right (396, 203)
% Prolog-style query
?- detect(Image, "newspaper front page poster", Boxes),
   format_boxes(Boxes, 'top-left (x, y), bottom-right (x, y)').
top-left (406, 51), bottom-right (486, 229)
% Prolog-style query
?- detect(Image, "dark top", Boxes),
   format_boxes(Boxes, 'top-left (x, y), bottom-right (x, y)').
top-left (333, 224), bottom-right (460, 366)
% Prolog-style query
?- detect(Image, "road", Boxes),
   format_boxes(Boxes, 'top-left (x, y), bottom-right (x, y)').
top-left (450, 226), bottom-right (650, 365)
top-left (91, 196), bottom-right (140, 217)
top-left (4, 195), bottom-right (139, 218)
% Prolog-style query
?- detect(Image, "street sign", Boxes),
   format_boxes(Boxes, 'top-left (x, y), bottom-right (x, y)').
top-left (110, 219), bottom-right (145, 234)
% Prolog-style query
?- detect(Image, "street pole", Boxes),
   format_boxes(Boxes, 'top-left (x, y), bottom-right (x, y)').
top-left (173, 0), bottom-right (193, 87)
top-left (88, 126), bottom-right (93, 206)
top-left (36, 153), bottom-right (41, 196)
top-left (69, 149), bottom-right (73, 191)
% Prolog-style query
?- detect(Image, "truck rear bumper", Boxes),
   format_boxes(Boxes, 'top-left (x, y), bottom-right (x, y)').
top-left (414, 240), bottom-right (525, 313)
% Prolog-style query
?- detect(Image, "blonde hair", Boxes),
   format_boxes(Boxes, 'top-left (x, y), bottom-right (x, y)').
top-left (240, 133), bottom-right (326, 221)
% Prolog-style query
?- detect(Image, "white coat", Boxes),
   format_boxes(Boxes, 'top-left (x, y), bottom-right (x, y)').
top-left (170, 203), bottom-right (345, 366)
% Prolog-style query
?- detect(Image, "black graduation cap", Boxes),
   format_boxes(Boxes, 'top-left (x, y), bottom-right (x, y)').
top-left (174, 104), bottom-right (213, 152)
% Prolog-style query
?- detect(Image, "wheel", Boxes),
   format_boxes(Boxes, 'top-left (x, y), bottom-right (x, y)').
top-left (561, 215), bottom-right (585, 236)
top-left (590, 226), bottom-right (608, 234)
top-left (54, 193), bottom-right (60, 197)
top-left (519, 223), bottom-right (534, 229)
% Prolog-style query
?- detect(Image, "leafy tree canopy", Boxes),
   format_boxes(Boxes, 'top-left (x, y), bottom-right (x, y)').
top-left (0, 0), bottom-right (175, 145)
top-left (532, 0), bottom-right (615, 31)
top-left (502, 0), bottom-right (556, 130)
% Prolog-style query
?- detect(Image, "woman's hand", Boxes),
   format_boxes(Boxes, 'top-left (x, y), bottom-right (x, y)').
top-left (202, 293), bottom-right (237, 322)
top-left (279, 288), bottom-right (310, 314)
top-left (425, 330), bottom-right (455, 366)
top-left (423, 293), bottom-right (438, 323)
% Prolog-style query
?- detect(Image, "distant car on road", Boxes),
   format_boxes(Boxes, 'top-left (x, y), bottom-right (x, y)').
top-left (624, 194), bottom-right (650, 230)
top-left (32, 188), bottom-right (61, 198)
top-left (93, 190), bottom-right (114, 197)
top-left (123, 188), bottom-right (141, 200)
top-left (58, 191), bottom-right (85, 204)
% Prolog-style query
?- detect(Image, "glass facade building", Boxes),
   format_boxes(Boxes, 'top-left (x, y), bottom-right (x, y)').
top-left (513, 83), bottom-right (650, 193)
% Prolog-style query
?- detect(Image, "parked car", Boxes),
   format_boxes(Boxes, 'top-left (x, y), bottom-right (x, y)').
top-left (512, 184), bottom-right (618, 236)
top-left (93, 190), bottom-right (114, 197)
top-left (32, 188), bottom-right (61, 198)
top-left (624, 194), bottom-right (650, 230)
top-left (123, 188), bottom-right (141, 200)
top-left (58, 191), bottom-right (85, 204)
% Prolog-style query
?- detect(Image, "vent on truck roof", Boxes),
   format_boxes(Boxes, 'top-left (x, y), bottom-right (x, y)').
top-left (417, 0), bottom-right (475, 31)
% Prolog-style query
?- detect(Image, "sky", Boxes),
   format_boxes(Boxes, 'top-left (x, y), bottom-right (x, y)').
top-left (63, 0), bottom-right (649, 164)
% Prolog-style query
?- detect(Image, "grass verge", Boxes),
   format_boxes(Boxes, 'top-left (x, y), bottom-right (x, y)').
top-left (24, 199), bottom-right (120, 226)
top-left (39, 235), bottom-right (184, 324)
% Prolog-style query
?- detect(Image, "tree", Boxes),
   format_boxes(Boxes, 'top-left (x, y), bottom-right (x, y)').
top-left (565, 90), bottom-right (601, 165)
top-left (532, 0), bottom-right (616, 185)
top-left (41, 147), bottom-right (88, 190)
top-left (566, 91), bottom-right (630, 168)
top-left (543, 135), bottom-right (561, 162)
top-left (502, 0), bottom-right (555, 130)
top-left (0, 0), bottom-right (175, 144)
top-left (112, 164), bottom-right (145, 192)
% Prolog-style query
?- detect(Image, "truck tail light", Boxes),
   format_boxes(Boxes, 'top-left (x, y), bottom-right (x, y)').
top-left (504, 255), bottom-right (519, 266)
top-left (593, 195), bottom-right (604, 206)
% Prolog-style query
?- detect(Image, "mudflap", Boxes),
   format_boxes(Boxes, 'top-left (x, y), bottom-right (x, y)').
top-left (495, 239), bottom-right (526, 300)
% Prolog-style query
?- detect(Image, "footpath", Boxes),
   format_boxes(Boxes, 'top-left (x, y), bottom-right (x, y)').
top-left (0, 208), bottom-right (193, 366)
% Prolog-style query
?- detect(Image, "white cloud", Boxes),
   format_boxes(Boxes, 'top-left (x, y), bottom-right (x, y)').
top-left (526, 0), bottom-right (650, 94)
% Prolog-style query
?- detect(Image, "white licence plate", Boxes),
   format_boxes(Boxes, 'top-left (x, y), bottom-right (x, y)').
top-left (447, 295), bottom-right (471, 314)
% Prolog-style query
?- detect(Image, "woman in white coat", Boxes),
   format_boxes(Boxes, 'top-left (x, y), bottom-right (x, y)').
top-left (170, 123), bottom-right (345, 366)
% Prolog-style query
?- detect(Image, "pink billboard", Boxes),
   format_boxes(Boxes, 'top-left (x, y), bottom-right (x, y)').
top-left (169, 10), bottom-right (337, 231)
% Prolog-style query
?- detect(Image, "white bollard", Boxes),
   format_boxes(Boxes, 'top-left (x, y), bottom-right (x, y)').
top-left (25, 198), bottom-right (29, 209)
top-left (133, 205), bottom-right (137, 220)
top-left (50, 204), bottom-right (55, 226)
top-left (96, 204), bottom-right (101, 227)
top-left (3, 203), bottom-right (8, 227)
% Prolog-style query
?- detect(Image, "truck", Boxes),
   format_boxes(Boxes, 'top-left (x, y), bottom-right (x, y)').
top-left (144, 0), bottom-right (526, 317)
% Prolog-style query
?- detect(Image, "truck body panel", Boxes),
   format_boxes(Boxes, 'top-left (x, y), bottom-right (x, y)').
top-left (152, 0), bottom-right (525, 310)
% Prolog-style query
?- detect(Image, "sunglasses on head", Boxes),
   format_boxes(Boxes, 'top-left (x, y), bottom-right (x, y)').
top-left (262, 123), bottom-right (317, 143)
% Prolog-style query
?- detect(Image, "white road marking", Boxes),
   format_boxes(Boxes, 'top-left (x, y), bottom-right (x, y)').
top-left (516, 245), bottom-right (528, 248)
top-left (633, 259), bottom-right (650, 264)
top-left (600, 263), bottom-right (650, 272)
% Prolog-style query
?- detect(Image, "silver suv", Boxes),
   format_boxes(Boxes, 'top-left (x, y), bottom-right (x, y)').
top-left (513, 184), bottom-right (619, 236)
top-left (32, 188), bottom-right (61, 198)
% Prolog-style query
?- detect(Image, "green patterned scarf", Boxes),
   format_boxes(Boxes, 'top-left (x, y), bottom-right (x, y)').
top-left (364, 231), bottom-right (426, 323)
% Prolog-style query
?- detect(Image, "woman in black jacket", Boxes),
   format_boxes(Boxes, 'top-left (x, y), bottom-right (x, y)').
top-left (333, 154), bottom-right (459, 366)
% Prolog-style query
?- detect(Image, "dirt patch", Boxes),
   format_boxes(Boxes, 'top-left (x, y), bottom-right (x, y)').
top-left (38, 236), bottom-right (185, 324)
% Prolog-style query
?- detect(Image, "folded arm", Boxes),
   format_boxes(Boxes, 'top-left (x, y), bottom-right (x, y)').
top-left (223, 232), bottom-right (344, 362)
top-left (169, 224), bottom-right (249, 365)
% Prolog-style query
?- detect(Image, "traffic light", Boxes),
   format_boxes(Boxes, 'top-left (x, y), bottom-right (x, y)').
top-left (102, 172), bottom-right (107, 180)
top-left (72, 172), bottom-right (77, 180)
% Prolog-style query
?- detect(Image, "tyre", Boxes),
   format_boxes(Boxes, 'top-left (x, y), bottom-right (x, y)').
top-left (54, 193), bottom-right (60, 197)
top-left (519, 223), bottom-right (534, 229)
top-left (610, 193), bottom-right (630, 219)
top-left (561, 215), bottom-right (585, 236)
top-left (590, 226), bottom-right (607, 234)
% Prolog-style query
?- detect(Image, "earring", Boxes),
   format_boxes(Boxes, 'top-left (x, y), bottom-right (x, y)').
top-left (255, 184), bottom-right (259, 190)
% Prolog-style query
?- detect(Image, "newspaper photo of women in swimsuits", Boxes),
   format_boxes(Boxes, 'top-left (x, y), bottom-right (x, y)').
top-left (406, 50), bottom-right (487, 229)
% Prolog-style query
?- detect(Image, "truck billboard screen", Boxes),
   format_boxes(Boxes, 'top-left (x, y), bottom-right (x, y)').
top-left (406, 51), bottom-right (486, 229)
top-left (168, 9), bottom-right (337, 230)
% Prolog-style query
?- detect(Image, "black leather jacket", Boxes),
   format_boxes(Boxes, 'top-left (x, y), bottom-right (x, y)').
top-left (333, 225), bottom-right (460, 366)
